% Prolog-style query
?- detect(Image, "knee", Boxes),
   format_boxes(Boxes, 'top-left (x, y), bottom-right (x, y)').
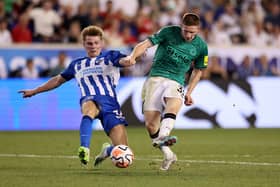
top-left (82, 101), bottom-right (99, 118)
top-left (145, 121), bottom-right (158, 133)
top-left (83, 109), bottom-right (96, 118)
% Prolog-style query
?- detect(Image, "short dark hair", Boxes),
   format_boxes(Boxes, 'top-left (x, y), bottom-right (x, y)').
top-left (182, 13), bottom-right (200, 26)
top-left (81, 25), bottom-right (104, 41)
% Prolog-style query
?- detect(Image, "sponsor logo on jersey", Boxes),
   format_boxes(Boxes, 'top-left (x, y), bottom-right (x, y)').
top-left (166, 46), bottom-right (192, 63)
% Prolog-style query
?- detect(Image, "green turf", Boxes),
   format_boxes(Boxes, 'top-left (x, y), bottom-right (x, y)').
top-left (0, 128), bottom-right (279, 187)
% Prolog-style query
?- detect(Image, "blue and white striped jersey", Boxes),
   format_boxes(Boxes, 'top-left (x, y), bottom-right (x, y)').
top-left (60, 50), bottom-right (126, 98)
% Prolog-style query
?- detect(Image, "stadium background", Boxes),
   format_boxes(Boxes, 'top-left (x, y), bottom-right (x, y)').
top-left (0, 1), bottom-right (280, 187)
top-left (0, 0), bottom-right (279, 130)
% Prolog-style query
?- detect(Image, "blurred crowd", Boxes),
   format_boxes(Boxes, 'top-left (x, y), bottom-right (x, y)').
top-left (0, 0), bottom-right (279, 46)
top-left (200, 54), bottom-right (280, 81)
top-left (0, 0), bottom-right (280, 80)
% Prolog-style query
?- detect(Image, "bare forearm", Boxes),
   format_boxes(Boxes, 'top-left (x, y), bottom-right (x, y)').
top-left (34, 75), bottom-right (65, 94)
top-left (130, 39), bottom-right (152, 60)
top-left (186, 69), bottom-right (202, 96)
top-left (19, 75), bottom-right (66, 98)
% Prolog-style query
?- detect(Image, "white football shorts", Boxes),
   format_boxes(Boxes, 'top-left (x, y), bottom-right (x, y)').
top-left (141, 76), bottom-right (184, 112)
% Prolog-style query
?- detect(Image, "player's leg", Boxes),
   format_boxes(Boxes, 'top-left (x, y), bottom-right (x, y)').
top-left (142, 77), bottom-right (181, 147)
top-left (155, 80), bottom-right (184, 147)
top-left (148, 98), bottom-right (182, 148)
top-left (94, 101), bottom-right (128, 167)
top-left (157, 81), bottom-right (183, 170)
top-left (142, 77), bottom-right (165, 146)
top-left (144, 110), bottom-right (161, 145)
top-left (78, 100), bottom-right (99, 165)
top-left (160, 147), bottom-right (178, 171)
top-left (94, 124), bottom-right (128, 167)
top-left (157, 85), bottom-right (183, 170)
top-left (109, 124), bottom-right (128, 145)
top-left (156, 98), bottom-right (181, 170)
top-left (142, 77), bottom-right (179, 170)
top-left (143, 111), bottom-right (179, 171)
top-left (144, 111), bottom-right (177, 170)
top-left (159, 97), bottom-right (182, 139)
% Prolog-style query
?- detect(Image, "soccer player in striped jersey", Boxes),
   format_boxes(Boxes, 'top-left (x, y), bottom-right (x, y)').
top-left (18, 25), bottom-right (134, 167)
top-left (127, 13), bottom-right (208, 170)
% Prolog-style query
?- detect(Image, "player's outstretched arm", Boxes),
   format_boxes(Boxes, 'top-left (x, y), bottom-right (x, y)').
top-left (119, 39), bottom-right (152, 67)
top-left (184, 68), bottom-right (203, 106)
top-left (18, 75), bottom-right (66, 98)
top-left (129, 39), bottom-right (152, 63)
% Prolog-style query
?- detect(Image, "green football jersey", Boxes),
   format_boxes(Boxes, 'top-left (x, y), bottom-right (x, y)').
top-left (148, 26), bottom-right (208, 85)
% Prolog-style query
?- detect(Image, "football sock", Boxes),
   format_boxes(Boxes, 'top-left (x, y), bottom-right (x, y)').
top-left (105, 145), bottom-right (114, 157)
top-left (149, 129), bottom-right (160, 144)
top-left (159, 113), bottom-right (176, 138)
top-left (149, 129), bottom-right (160, 139)
top-left (80, 115), bottom-right (93, 148)
top-left (160, 146), bottom-right (173, 159)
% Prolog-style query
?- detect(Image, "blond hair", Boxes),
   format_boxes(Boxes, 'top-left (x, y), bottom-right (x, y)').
top-left (81, 25), bottom-right (104, 41)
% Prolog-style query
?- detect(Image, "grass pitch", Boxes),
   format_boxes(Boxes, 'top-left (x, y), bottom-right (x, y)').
top-left (0, 128), bottom-right (279, 187)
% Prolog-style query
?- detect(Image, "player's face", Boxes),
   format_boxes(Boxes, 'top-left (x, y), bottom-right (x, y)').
top-left (181, 24), bottom-right (199, 42)
top-left (83, 35), bottom-right (103, 57)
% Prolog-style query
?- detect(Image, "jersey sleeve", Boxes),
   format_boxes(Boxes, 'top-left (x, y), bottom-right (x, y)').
top-left (107, 50), bottom-right (127, 67)
top-left (60, 61), bottom-right (76, 81)
top-left (148, 26), bottom-right (171, 45)
top-left (194, 44), bottom-right (208, 69)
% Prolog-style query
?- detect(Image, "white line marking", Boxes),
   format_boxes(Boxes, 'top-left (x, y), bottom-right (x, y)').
top-left (0, 153), bottom-right (76, 159)
top-left (139, 158), bottom-right (280, 166)
top-left (0, 153), bottom-right (279, 167)
top-left (179, 159), bottom-right (280, 166)
top-left (149, 154), bottom-right (255, 158)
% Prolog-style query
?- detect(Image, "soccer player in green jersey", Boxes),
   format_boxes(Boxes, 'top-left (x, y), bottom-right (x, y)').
top-left (127, 13), bottom-right (208, 170)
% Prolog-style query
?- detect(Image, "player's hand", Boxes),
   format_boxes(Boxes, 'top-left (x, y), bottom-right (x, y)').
top-left (127, 55), bottom-right (136, 65)
top-left (184, 94), bottom-right (193, 106)
top-left (120, 56), bottom-right (136, 66)
top-left (18, 89), bottom-right (36, 98)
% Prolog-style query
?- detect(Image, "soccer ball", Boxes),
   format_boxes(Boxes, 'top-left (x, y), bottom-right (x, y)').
top-left (110, 145), bottom-right (134, 168)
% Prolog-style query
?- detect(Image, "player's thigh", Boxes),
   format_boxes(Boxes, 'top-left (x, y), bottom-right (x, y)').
top-left (162, 80), bottom-right (184, 114)
top-left (142, 77), bottom-right (165, 112)
top-left (81, 100), bottom-right (99, 118)
top-left (109, 124), bottom-right (128, 145)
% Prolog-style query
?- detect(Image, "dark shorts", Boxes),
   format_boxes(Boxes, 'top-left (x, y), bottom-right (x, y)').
top-left (80, 95), bottom-right (128, 135)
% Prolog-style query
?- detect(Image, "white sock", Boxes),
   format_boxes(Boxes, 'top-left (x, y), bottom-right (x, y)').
top-left (159, 118), bottom-right (175, 138)
top-left (160, 146), bottom-right (173, 159)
